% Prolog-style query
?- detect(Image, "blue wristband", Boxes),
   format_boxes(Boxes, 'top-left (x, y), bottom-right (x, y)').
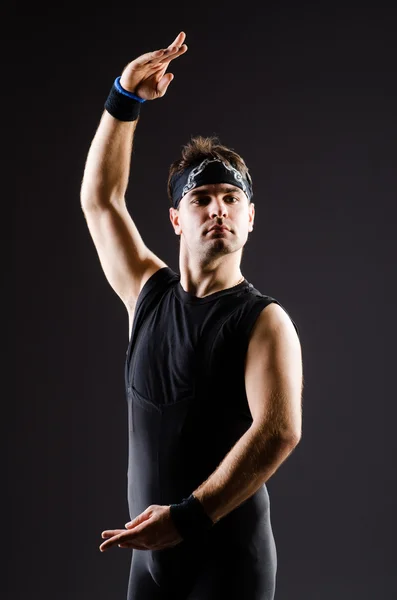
top-left (105, 77), bottom-right (144, 121)
top-left (114, 76), bottom-right (146, 103)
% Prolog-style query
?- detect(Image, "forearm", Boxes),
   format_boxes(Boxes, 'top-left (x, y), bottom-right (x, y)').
top-left (193, 424), bottom-right (299, 524)
top-left (80, 110), bottom-right (138, 209)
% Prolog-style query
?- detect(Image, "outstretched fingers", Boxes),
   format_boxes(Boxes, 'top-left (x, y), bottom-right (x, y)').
top-left (158, 43), bottom-right (188, 65)
top-left (133, 48), bottom-right (166, 67)
top-left (134, 32), bottom-right (187, 68)
top-left (165, 31), bottom-right (186, 52)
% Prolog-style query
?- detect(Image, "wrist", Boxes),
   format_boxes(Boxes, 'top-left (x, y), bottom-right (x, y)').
top-left (169, 493), bottom-right (214, 542)
top-left (104, 76), bottom-right (145, 122)
top-left (115, 76), bottom-right (146, 103)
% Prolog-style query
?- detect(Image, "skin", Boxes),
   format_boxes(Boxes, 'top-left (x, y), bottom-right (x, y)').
top-left (119, 31), bottom-right (188, 99)
top-left (169, 183), bottom-right (255, 297)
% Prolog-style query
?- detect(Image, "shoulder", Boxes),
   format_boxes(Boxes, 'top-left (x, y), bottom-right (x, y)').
top-left (245, 302), bottom-right (303, 404)
top-left (250, 302), bottom-right (301, 349)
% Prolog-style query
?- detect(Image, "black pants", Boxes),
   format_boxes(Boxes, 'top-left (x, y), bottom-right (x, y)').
top-left (126, 506), bottom-right (277, 600)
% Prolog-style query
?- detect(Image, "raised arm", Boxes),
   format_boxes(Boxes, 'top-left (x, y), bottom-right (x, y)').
top-left (80, 32), bottom-right (188, 313)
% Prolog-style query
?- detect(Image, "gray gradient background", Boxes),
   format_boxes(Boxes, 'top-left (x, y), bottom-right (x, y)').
top-left (13, 1), bottom-right (396, 599)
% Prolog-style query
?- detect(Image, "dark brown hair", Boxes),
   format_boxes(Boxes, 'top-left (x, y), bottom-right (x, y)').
top-left (167, 135), bottom-right (253, 206)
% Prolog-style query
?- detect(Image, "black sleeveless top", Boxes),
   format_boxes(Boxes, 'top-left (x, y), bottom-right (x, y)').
top-left (124, 267), bottom-right (299, 522)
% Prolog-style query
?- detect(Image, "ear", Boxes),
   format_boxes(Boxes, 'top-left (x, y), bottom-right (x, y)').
top-left (169, 207), bottom-right (181, 235)
top-left (248, 202), bottom-right (255, 231)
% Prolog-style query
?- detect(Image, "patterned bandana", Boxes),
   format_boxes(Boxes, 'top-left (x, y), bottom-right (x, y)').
top-left (169, 158), bottom-right (253, 208)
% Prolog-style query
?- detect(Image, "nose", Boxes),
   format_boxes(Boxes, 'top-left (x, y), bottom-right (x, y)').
top-left (210, 201), bottom-right (229, 219)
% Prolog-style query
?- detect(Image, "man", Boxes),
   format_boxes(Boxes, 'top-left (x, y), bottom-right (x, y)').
top-left (81, 31), bottom-right (303, 600)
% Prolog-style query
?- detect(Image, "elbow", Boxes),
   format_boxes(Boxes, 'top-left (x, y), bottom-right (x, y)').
top-left (278, 420), bottom-right (302, 447)
top-left (273, 427), bottom-right (301, 448)
top-left (252, 421), bottom-right (301, 447)
top-left (252, 420), bottom-right (301, 449)
top-left (282, 431), bottom-right (301, 448)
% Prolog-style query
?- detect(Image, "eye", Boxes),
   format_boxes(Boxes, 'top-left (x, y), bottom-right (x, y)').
top-left (191, 195), bottom-right (239, 205)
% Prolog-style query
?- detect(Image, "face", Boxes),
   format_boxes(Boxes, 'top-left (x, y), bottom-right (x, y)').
top-left (169, 183), bottom-right (255, 262)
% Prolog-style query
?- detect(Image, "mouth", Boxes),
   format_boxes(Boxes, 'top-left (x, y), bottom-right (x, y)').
top-left (208, 226), bottom-right (230, 233)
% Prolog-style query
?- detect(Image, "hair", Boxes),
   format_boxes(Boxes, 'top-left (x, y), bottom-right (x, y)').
top-left (167, 135), bottom-right (253, 207)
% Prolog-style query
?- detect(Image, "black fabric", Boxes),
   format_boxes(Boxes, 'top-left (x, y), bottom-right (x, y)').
top-left (169, 158), bottom-right (253, 208)
top-left (124, 267), bottom-right (299, 599)
top-left (169, 494), bottom-right (214, 541)
top-left (104, 82), bottom-right (141, 121)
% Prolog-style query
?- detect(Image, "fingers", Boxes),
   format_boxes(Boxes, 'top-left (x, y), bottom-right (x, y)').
top-left (165, 31), bottom-right (186, 53)
top-left (134, 32), bottom-right (187, 68)
top-left (125, 509), bottom-right (153, 529)
top-left (100, 532), bottom-right (127, 550)
top-left (158, 43), bottom-right (188, 65)
top-left (101, 528), bottom-right (124, 539)
top-left (174, 31), bottom-right (186, 46)
top-left (100, 528), bottom-right (148, 551)
top-left (165, 31), bottom-right (186, 51)
top-left (146, 43), bottom-right (187, 70)
top-left (157, 73), bottom-right (174, 97)
top-left (100, 530), bottom-right (124, 551)
top-left (133, 49), bottom-right (166, 67)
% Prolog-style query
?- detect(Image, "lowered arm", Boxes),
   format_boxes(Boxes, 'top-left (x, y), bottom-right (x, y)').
top-left (193, 303), bottom-right (303, 523)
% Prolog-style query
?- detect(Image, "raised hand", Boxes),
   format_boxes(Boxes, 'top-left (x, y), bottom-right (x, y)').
top-left (119, 31), bottom-right (188, 100)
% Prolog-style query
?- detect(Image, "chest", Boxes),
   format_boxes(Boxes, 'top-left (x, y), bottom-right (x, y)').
top-left (128, 297), bottom-right (246, 404)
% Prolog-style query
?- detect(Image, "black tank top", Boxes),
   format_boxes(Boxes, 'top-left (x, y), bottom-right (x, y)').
top-left (124, 267), bottom-right (299, 520)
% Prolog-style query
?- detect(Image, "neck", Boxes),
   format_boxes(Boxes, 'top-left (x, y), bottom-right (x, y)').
top-left (179, 262), bottom-right (244, 298)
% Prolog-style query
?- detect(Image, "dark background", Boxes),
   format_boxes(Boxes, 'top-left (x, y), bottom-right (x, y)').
top-left (12, 1), bottom-right (396, 599)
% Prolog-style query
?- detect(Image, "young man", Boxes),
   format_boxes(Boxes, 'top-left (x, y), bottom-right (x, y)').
top-left (81, 31), bottom-right (303, 600)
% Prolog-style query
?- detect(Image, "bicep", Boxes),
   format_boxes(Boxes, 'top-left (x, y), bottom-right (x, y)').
top-left (244, 303), bottom-right (303, 440)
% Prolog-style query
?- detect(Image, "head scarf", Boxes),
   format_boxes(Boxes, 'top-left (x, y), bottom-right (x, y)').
top-left (169, 158), bottom-right (253, 208)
